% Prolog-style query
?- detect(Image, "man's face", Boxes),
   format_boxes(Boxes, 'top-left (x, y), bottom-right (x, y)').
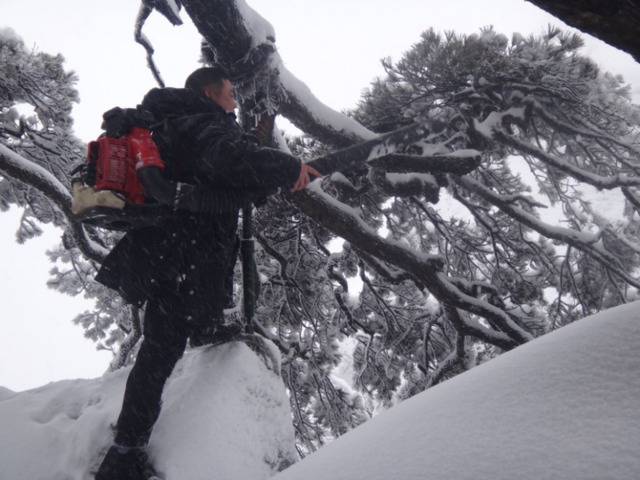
top-left (204, 79), bottom-right (237, 113)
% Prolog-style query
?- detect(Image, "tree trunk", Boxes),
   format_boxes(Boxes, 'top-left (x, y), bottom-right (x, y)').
top-left (526, 0), bottom-right (640, 62)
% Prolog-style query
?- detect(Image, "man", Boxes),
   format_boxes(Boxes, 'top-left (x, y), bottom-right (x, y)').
top-left (94, 67), bottom-right (319, 479)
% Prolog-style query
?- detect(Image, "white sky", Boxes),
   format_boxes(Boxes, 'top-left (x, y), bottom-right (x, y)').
top-left (2, 0), bottom-right (640, 391)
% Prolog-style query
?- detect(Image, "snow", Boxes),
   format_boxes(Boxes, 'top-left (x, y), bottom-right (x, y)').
top-left (0, 26), bottom-right (21, 43)
top-left (0, 343), bottom-right (297, 480)
top-left (235, 0), bottom-right (277, 45)
top-left (581, 184), bottom-right (626, 222)
top-left (459, 175), bottom-right (602, 245)
top-left (447, 148), bottom-right (482, 158)
top-left (278, 62), bottom-right (378, 141)
top-left (0, 144), bottom-right (110, 259)
top-left (473, 106), bottom-right (527, 138)
top-left (273, 301), bottom-right (640, 480)
top-left (0, 386), bottom-right (15, 401)
top-left (2, 288), bottom-right (640, 480)
top-left (329, 172), bottom-right (354, 190)
top-left (273, 126), bottom-right (292, 154)
top-left (433, 188), bottom-right (476, 223)
top-left (307, 181), bottom-right (442, 269)
top-left (0, 143), bottom-right (71, 207)
top-left (229, 1), bottom-right (390, 143)
top-left (385, 172), bottom-right (436, 187)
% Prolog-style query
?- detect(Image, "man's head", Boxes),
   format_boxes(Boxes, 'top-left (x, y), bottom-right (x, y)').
top-left (185, 67), bottom-right (237, 113)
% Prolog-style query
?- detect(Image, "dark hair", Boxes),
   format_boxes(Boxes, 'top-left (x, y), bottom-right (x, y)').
top-left (184, 67), bottom-right (228, 93)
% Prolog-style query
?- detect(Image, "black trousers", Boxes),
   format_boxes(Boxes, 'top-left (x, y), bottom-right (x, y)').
top-left (110, 232), bottom-right (241, 447)
top-left (113, 300), bottom-right (217, 447)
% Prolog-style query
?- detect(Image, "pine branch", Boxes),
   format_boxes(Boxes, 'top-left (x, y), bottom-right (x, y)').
top-left (108, 306), bottom-right (143, 371)
top-left (293, 184), bottom-right (529, 347)
top-left (456, 175), bottom-right (640, 290)
top-left (0, 144), bottom-right (107, 262)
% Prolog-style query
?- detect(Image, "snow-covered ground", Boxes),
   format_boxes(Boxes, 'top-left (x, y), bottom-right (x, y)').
top-left (0, 342), bottom-right (297, 480)
top-left (274, 301), bottom-right (640, 480)
top-left (2, 302), bottom-right (639, 480)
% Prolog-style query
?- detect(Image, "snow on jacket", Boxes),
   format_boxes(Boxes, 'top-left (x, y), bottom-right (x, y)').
top-left (95, 87), bottom-right (301, 317)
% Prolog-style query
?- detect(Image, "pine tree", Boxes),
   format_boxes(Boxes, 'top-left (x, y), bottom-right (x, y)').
top-left (0, 28), bottom-right (137, 365)
top-left (3, 2), bottom-right (640, 452)
top-left (248, 26), bottom-right (640, 446)
top-left (0, 27), bottom-right (80, 237)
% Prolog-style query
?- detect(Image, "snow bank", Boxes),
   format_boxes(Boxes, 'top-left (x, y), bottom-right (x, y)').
top-left (274, 301), bottom-right (640, 480)
top-left (4, 301), bottom-right (639, 480)
top-left (0, 342), bottom-right (297, 480)
top-left (0, 386), bottom-right (15, 401)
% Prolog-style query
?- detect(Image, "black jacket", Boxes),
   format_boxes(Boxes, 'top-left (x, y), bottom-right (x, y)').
top-left (95, 88), bottom-right (301, 315)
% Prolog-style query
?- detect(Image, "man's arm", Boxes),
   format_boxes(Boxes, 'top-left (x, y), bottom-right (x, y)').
top-left (138, 166), bottom-right (261, 214)
top-left (201, 135), bottom-right (303, 192)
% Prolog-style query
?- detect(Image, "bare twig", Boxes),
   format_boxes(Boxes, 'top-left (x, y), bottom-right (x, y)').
top-left (134, 2), bottom-right (166, 88)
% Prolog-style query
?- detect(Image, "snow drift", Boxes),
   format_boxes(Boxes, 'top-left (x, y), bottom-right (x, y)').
top-left (0, 341), bottom-right (297, 480)
top-left (2, 303), bottom-right (639, 480)
top-left (274, 301), bottom-right (640, 480)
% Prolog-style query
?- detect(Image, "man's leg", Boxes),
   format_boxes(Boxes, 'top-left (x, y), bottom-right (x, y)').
top-left (114, 301), bottom-right (188, 446)
top-left (183, 259), bottom-right (227, 347)
top-left (96, 300), bottom-right (187, 479)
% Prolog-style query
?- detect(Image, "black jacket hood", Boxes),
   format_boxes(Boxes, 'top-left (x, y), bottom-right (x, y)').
top-left (141, 87), bottom-right (228, 120)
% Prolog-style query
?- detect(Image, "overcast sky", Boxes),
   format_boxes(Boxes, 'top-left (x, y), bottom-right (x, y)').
top-left (2, 0), bottom-right (640, 391)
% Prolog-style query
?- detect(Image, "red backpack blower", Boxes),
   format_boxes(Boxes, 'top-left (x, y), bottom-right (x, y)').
top-left (71, 108), bottom-right (167, 230)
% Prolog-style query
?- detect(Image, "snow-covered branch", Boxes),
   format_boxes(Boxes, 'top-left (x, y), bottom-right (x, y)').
top-left (367, 151), bottom-right (482, 175)
top-left (530, 101), bottom-right (640, 159)
top-left (455, 175), bottom-right (640, 290)
top-left (0, 144), bottom-right (71, 212)
top-left (494, 129), bottom-right (640, 190)
top-left (181, 0), bottom-right (379, 148)
top-left (293, 183), bottom-right (531, 347)
top-left (277, 64), bottom-right (377, 147)
top-left (0, 144), bottom-right (107, 262)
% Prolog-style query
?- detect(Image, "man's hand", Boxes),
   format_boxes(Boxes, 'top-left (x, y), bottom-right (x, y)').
top-left (291, 163), bottom-right (322, 192)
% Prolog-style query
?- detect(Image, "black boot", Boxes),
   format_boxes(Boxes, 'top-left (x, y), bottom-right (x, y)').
top-left (95, 444), bottom-right (158, 480)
